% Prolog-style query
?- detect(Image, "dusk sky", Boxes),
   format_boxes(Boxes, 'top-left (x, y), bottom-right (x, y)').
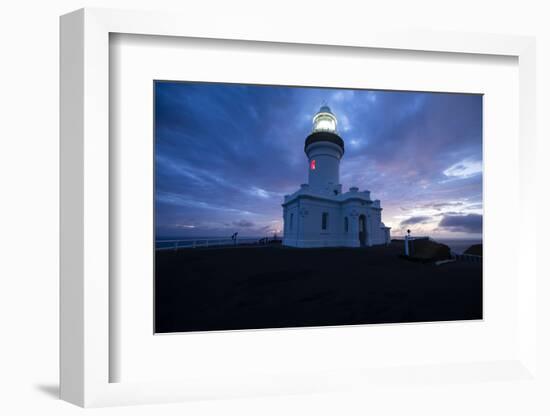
top-left (155, 81), bottom-right (482, 240)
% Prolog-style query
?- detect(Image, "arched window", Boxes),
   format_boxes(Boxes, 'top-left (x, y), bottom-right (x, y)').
top-left (344, 216), bottom-right (349, 233)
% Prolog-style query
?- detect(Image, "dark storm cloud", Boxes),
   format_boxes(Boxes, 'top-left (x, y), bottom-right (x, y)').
top-left (438, 214), bottom-right (483, 234)
top-left (400, 216), bottom-right (433, 226)
top-left (155, 81), bottom-right (483, 238)
top-left (233, 219), bottom-right (255, 228)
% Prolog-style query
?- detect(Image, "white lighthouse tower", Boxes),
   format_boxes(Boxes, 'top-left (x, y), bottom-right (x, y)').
top-left (306, 105), bottom-right (344, 195)
top-left (282, 105), bottom-right (391, 248)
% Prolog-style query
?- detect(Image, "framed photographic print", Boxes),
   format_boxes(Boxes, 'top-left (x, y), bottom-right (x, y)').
top-left (60, 8), bottom-right (539, 408)
top-left (153, 81), bottom-right (483, 334)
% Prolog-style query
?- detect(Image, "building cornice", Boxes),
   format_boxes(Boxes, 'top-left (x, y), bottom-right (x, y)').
top-left (282, 191), bottom-right (376, 207)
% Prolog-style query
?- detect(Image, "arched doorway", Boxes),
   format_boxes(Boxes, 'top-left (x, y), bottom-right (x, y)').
top-left (359, 214), bottom-right (367, 247)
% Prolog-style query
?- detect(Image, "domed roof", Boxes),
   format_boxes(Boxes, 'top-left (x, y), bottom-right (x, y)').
top-left (318, 104), bottom-right (333, 114)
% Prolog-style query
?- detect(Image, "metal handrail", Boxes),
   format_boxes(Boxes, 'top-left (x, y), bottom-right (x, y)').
top-left (156, 236), bottom-right (281, 251)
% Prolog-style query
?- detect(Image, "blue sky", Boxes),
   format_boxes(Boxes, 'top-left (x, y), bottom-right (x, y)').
top-left (155, 81), bottom-right (482, 239)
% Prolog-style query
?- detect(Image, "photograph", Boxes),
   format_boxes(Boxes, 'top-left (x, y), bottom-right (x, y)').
top-left (154, 81), bottom-right (483, 333)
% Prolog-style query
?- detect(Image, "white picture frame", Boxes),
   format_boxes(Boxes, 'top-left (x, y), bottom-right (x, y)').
top-left (60, 7), bottom-right (538, 408)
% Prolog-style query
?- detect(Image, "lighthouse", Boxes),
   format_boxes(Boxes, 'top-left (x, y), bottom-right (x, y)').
top-left (305, 105), bottom-right (345, 195)
top-left (282, 105), bottom-right (391, 248)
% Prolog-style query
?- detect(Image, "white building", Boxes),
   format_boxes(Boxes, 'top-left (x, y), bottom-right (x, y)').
top-left (282, 105), bottom-right (391, 248)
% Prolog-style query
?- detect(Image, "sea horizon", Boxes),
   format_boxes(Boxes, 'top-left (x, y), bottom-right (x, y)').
top-left (156, 235), bottom-right (481, 254)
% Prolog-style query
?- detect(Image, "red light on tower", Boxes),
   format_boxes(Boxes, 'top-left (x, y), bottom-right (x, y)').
top-left (310, 159), bottom-right (316, 170)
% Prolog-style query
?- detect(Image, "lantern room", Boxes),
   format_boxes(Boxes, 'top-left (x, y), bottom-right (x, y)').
top-left (312, 105), bottom-right (337, 133)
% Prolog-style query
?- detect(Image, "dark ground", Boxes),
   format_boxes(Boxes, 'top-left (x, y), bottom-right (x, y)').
top-left (155, 241), bottom-right (482, 333)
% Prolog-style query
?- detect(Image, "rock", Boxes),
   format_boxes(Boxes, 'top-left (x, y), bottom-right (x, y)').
top-left (407, 239), bottom-right (451, 262)
top-left (464, 244), bottom-right (482, 256)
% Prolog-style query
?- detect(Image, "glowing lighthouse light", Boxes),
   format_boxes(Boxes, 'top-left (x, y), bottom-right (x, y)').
top-left (312, 105), bottom-right (337, 133)
top-left (310, 159), bottom-right (316, 170)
